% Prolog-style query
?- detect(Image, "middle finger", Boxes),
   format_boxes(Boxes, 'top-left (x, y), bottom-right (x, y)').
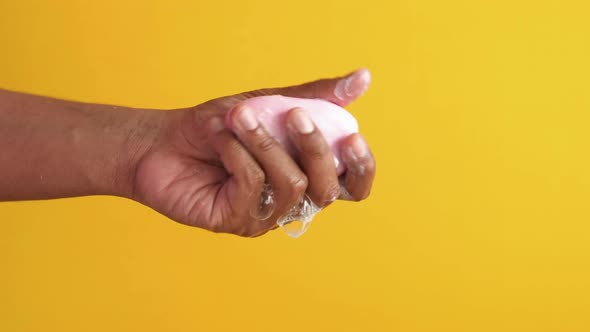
top-left (227, 104), bottom-right (308, 224)
top-left (285, 107), bottom-right (340, 208)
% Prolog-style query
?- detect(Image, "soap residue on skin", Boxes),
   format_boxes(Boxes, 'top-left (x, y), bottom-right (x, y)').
top-left (252, 183), bottom-right (321, 238)
top-left (252, 182), bottom-right (274, 220)
top-left (276, 193), bottom-right (322, 238)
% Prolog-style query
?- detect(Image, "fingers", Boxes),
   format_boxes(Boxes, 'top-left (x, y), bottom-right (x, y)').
top-left (208, 118), bottom-right (265, 221)
top-left (286, 108), bottom-right (340, 208)
top-left (244, 68), bottom-right (371, 107)
top-left (226, 105), bottom-right (309, 226)
top-left (211, 105), bottom-right (376, 237)
top-left (339, 133), bottom-right (376, 201)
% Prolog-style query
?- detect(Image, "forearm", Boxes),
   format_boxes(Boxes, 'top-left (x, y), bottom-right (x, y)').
top-left (0, 89), bottom-right (163, 201)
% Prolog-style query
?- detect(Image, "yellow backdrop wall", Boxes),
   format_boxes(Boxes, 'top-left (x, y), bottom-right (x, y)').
top-left (1, 1), bottom-right (589, 331)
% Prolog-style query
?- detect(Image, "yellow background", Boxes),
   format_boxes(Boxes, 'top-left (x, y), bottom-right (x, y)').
top-left (1, 0), bottom-right (589, 331)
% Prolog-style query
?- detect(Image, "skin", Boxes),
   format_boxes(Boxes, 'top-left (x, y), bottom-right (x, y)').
top-left (0, 69), bottom-right (376, 237)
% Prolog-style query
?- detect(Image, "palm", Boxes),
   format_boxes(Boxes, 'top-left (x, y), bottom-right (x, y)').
top-left (133, 97), bottom-right (246, 232)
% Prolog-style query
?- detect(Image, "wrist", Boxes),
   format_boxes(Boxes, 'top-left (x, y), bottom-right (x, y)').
top-left (107, 107), bottom-right (167, 199)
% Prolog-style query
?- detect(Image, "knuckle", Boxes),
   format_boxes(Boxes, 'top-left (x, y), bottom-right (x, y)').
top-left (244, 167), bottom-right (265, 188)
top-left (256, 133), bottom-right (277, 153)
top-left (289, 174), bottom-right (308, 194)
top-left (303, 140), bottom-right (330, 160)
top-left (226, 138), bottom-right (244, 154)
top-left (284, 174), bottom-right (308, 205)
top-left (321, 183), bottom-right (342, 205)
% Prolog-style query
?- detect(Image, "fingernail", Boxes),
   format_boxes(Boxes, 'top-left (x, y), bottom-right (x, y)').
top-left (334, 68), bottom-right (372, 101)
top-left (209, 117), bottom-right (225, 133)
top-left (290, 108), bottom-right (314, 134)
top-left (351, 135), bottom-right (368, 158)
top-left (236, 106), bottom-right (258, 131)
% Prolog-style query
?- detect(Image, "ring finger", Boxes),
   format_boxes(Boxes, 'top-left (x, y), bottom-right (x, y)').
top-left (285, 107), bottom-right (340, 208)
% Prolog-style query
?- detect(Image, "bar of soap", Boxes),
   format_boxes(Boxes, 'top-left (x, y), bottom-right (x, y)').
top-left (226, 95), bottom-right (359, 175)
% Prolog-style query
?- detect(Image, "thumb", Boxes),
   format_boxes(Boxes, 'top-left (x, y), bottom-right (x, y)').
top-left (243, 68), bottom-right (371, 107)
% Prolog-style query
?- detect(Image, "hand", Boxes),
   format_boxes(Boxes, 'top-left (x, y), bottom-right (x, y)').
top-left (132, 69), bottom-right (376, 237)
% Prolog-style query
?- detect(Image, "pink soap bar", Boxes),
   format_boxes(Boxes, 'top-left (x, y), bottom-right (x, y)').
top-left (226, 95), bottom-right (359, 175)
